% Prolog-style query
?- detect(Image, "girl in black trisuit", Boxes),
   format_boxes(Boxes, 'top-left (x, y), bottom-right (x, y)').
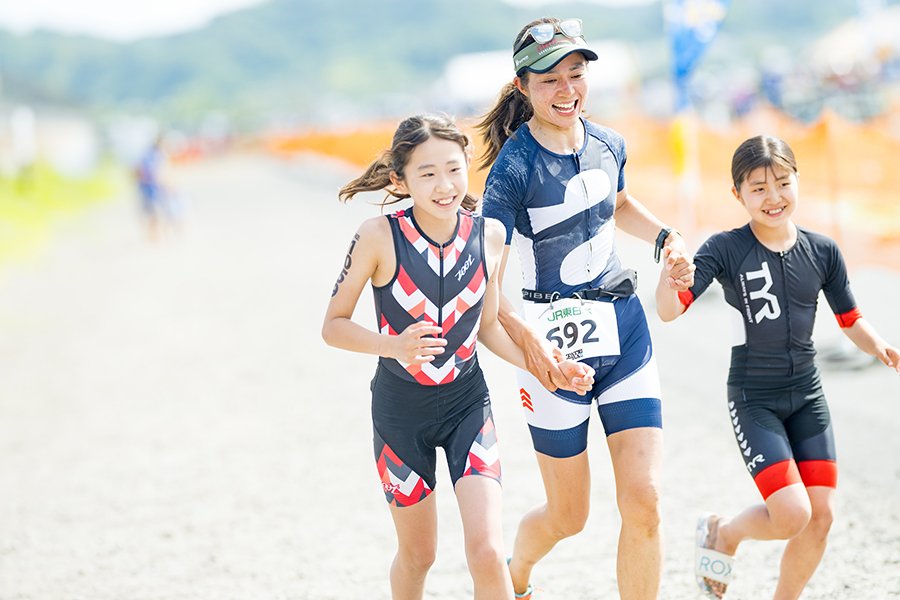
top-left (656, 135), bottom-right (899, 600)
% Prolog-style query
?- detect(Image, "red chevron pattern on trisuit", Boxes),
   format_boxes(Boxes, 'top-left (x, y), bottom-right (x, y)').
top-left (375, 209), bottom-right (486, 385)
top-left (396, 210), bottom-right (470, 276)
top-left (397, 212), bottom-right (444, 273)
top-left (397, 317), bottom-right (481, 386)
top-left (376, 442), bottom-right (432, 507)
top-left (392, 266), bottom-right (429, 321)
top-left (463, 417), bottom-right (501, 482)
top-left (453, 320), bottom-right (479, 363)
top-left (403, 359), bottom-right (456, 386)
top-left (440, 267), bottom-right (485, 336)
top-left (379, 315), bottom-right (397, 336)
top-left (520, 388), bottom-right (534, 412)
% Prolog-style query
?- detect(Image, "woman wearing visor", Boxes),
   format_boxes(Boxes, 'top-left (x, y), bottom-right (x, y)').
top-left (477, 17), bottom-right (694, 600)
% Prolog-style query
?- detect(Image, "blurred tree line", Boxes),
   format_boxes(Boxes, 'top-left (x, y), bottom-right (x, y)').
top-left (0, 0), bottom-right (894, 126)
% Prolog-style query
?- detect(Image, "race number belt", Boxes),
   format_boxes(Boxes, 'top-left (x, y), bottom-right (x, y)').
top-left (521, 269), bottom-right (637, 303)
top-left (520, 270), bottom-right (635, 360)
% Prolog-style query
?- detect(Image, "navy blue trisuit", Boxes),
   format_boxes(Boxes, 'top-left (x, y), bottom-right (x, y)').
top-left (483, 118), bottom-right (662, 459)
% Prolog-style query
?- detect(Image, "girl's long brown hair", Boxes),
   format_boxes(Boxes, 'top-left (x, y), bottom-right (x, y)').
top-left (339, 114), bottom-right (478, 211)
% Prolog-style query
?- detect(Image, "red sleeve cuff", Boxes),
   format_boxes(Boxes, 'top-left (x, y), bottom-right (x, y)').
top-left (835, 307), bottom-right (862, 328)
top-left (677, 290), bottom-right (695, 309)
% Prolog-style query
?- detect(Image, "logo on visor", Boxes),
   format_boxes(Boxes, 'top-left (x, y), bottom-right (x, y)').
top-left (536, 39), bottom-right (567, 55)
top-left (515, 54), bottom-right (531, 67)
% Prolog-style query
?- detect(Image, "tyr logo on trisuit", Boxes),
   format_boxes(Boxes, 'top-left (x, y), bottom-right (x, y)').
top-left (746, 261), bottom-right (781, 322)
top-left (747, 453), bottom-right (766, 471)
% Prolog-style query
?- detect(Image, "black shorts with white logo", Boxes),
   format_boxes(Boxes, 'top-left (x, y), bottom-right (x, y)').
top-left (726, 365), bottom-right (837, 499)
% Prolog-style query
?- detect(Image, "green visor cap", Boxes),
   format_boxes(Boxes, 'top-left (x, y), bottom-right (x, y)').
top-left (513, 33), bottom-right (599, 75)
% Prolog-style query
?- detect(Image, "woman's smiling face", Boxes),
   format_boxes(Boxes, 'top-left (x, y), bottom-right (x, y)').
top-left (517, 52), bottom-right (590, 132)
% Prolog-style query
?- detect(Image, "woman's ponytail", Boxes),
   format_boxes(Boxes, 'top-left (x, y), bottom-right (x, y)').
top-left (475, 79), bottom-right (533, 171)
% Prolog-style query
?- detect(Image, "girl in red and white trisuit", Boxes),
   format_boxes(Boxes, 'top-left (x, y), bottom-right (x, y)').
top-left (322, 114), bottom-right (595, 600)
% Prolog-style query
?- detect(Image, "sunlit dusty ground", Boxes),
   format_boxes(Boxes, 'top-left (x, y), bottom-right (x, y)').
top-left (1, 153), bottom-right (898, 599)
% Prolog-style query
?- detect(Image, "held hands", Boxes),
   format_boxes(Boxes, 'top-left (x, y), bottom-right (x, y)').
top-left (521, 330), bottom-right (595, 394)
top-left (391, 321), bottom-right (597, 393)
top-left (552, 347), bottom-right (596, 395)
top-left (388, 322), bottom-right (447, 364)
top-left (662, 246), bottom-right (695, 291)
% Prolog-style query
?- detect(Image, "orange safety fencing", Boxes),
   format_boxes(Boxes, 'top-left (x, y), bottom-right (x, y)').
top-left (264, 107), bottom-right (900, 271)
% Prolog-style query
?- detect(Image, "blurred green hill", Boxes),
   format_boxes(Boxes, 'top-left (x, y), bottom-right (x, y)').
top-left (0, 0), bottom-right (895, 123)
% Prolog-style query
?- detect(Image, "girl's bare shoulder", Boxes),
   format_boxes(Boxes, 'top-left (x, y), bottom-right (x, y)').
top-left (482, 216), bottom-right (508, 252)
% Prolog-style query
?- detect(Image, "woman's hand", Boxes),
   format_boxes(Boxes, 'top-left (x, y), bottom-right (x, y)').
top-left (554, 348), bottom-right (595, 396)
top-left (519, 328), bottom-right (572, 392)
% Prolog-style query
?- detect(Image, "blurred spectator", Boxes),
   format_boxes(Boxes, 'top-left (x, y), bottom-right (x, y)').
top-left (134, 137), bottom-right (183, 242)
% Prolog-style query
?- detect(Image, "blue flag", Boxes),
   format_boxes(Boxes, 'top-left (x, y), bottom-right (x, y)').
top-left (665, 0), bottom-right (731, 112)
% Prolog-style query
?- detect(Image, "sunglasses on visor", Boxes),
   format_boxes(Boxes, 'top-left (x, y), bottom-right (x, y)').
top-left (515, 19), bottom-right (583, 52)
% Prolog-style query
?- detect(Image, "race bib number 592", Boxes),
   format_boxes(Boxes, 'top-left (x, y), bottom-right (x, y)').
top-left (523, 298), bottom-right (620, 361)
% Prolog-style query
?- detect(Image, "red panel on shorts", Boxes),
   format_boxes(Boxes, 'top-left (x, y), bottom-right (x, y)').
top-left (377, 443), bottom-right (431, 507)
top-left (463, 417), bottom-right (502, 481)
top-left (798, 460), bottom-right (838, 489)
top-left (754, 459), bottom-right (802, 500)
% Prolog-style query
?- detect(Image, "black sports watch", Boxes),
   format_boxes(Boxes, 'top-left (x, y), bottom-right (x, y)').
top-left (654, 227), bottom-right (678, 263)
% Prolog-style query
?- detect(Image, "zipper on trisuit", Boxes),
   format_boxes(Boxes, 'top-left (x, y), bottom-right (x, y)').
top-left (574, 152), bottom-right (593, 280)
top-left (438, 244), bottom-right (445, 329)
top-left (780, 250), bottom-right (794, 377)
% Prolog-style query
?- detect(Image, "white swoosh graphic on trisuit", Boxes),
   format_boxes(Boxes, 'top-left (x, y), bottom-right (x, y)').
top-left (559, 221), bottom-right (615, 286)
top-left (524, 169), bottom-right (615, 286)
top-left (526, 168), bottom-right (611, 234)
